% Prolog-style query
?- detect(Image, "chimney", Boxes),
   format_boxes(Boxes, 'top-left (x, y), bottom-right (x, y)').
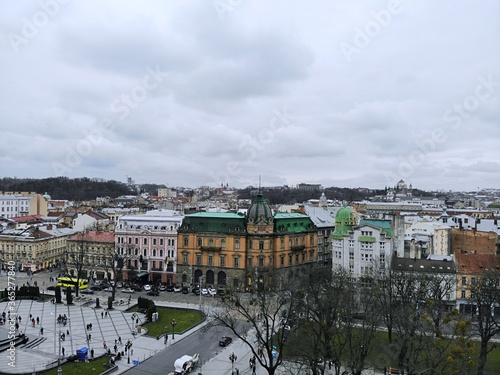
top-left (47, 224), bottom-right (52, 230)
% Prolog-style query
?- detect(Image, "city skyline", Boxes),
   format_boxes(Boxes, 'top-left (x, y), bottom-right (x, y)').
top-left (1, 1), bottom-right (499, 191)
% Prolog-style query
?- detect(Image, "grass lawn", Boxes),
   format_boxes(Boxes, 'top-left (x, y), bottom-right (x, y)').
top-left (41, 355), bottom-right (110, 375)
top-left (127, 306), bottom-right (204, 338)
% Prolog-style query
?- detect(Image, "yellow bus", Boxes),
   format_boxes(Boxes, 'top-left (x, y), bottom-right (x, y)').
top-left (57, 277), bottom-right (89, 290)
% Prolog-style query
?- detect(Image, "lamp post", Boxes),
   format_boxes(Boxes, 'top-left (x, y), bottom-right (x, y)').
top-left (171, 319), bottom-right (177, 340)
top-left (58, 330), bottom-right (62, 375)
top-left (199, 276), bottom-right (203, 310)
top-left (229, 352), bottom-right (237, 374)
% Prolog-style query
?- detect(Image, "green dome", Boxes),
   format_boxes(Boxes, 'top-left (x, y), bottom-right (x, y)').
top-left (247, 192), bottom-right (273, 225)
top-left (42, 192), bottom-right (51, 200)
top-left (332, 207), bottom-right (357, 237)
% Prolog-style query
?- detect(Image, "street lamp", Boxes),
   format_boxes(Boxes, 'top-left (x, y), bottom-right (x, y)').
top-left (171, 319), bottom-right (177, 340)
top-left (58, 330), bottom-right (63, 375)
top-left (229, 352), bottom-right (237, 374)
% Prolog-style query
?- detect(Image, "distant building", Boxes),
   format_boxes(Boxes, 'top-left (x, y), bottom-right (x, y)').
top-left (0, 192), bottom-right (49, 218)
top-left (297, 183), bottom-right (322, 191)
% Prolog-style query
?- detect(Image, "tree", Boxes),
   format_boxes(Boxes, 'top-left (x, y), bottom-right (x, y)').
top-left (468, 269), bottom-right (500, 375)
top-left (65, 231), bottom-right (89, 297)
top-left (206, 269), bottom-right (302, 375)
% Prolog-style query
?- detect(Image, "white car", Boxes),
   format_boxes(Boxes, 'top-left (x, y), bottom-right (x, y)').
top-left (143, 284), bottom-right (152, 291)
top-left (173, 286), bottom-right (182, 293)
top-left (201, 288), bottom-right (208, 295)
top-left (122, 288), bottom-right (134, 293)
top-left (208, 288), bottom-right (217, 296)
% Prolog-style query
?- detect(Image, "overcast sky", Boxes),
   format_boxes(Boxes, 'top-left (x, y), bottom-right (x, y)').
top-left (1, 1), bottom-right (499, 192)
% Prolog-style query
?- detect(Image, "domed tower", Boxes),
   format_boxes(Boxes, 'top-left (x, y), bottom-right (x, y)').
top-left (246, 192), bottom-right (273, 233)
top-left (332, 207), bottom-right (357, 238)
top-left (42, 192), bottom-right (51, 201)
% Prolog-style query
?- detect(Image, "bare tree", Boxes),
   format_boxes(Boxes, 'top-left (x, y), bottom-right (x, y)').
top-left (468, 269), bottom-right (500, 375)
top-left (65, 230), bottom-right (88, 297)
top-left (207, 269), bottom-right (302, 375)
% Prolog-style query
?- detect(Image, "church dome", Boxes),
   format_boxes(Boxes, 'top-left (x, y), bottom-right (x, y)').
top-left (247, 192), bottom-right (273, 225)
top-left (42, 192), bottom-right (51, 200)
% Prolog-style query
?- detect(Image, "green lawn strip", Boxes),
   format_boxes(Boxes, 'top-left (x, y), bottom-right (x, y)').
top-left (139, 306), bottom-right (204, 338)
top-left (40, 355), bottom-right (110, 375)
top-left (283, 324), bottom-right (500, 374)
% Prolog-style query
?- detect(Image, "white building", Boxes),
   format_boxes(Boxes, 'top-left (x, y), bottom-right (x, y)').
top-left (331, 207), bottom-right (394, 278)
top-left (115, 209), bottom-right (184, 285)
top-left (405, 221), bottom-right (451, 257)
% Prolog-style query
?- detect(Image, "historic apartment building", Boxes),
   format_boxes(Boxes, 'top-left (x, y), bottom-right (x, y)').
top-left (114, 209), bottom-right (184, 285)
top-left (176, 192), bottom-right (318, 292)
top-left (0, 225), bottom-right (77, 272)
top-left (66, 230), bottom-right (116, 280)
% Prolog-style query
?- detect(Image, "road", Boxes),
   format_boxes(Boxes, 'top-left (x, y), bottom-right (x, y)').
top-left (122, 322), bottom-right (249, 375)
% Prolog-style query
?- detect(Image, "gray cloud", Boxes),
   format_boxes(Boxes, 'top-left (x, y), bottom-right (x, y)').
top-left (1, 0), bottom-right (499, 191)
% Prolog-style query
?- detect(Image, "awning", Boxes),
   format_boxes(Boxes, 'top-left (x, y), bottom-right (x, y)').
top-left (135, 272), bottom-right (149, 278)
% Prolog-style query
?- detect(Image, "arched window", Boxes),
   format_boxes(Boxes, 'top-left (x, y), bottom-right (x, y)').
top-left (209, 238), bottom-right (214, 246)
top-left (159, 249), bottom-right (163, 257)
top-left (143, 249), bottom-right (147, 256)
top-left (153, 249), bottom-right (157, 257)
top-left (197, 237), bottom-right (202, 247)
top-left (134, 249), bottom-right (138, 256)
top-left (221, 239), bottom-right (226, 248)
top-left (183, 236), bottom-right (188, 246)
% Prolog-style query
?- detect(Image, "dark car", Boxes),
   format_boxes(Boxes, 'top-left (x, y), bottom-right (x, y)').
top-left (81, 289), bottom-right (94, 294)
top-left (219, 336), bottom-right (232, 347)
top-left (47, 286), bottom-right (56, 291)
top-left (181, 287), bottom-right (189, 294)
top-left (147, 290), bottom-right (159, 296)
top-left (90, 285), bottom-right (103, 291)
top-left (166, 284), bottom-right (175, 292)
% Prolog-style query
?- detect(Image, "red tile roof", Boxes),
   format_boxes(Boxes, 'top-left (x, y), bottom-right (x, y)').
top-left (455, 252), bottom-right (500, 274)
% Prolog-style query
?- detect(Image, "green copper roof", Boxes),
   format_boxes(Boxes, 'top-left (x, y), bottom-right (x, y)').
top-left (359, 219), bottom-right (392, 237)
top-left (332, 207), bottom-right (357, 238)
top-left (274, 213), bottom-right (316, 233)
top-left (179, 212), bottom-right (246, 234)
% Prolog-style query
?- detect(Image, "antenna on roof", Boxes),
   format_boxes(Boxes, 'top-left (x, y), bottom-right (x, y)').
top-left (259, 175), bottom-right (262, 191)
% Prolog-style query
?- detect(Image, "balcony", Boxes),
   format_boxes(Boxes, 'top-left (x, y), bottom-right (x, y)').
top-left (200, 246), bottom-right (222, 252)
top-left (291, 245), bottom-right (305, 252)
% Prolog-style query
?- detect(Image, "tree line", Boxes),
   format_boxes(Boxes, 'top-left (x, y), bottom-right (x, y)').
top-left (207, 265), bottom-right (500, 375)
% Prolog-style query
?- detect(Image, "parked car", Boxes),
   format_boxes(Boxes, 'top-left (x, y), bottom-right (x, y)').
top-left (166, 284), bottom-right (175, 292)
top-left (143, 284), bottom-right (152, 291)
top-left (181, 287), bottom-right (189, 294)
top-left (147, 290), bottom-right (160, 296)
top-left (90, 285), bottom-right (103, 291)
top-left (217, 289), bottom-right (226, 297)
top-left (116, 282), bottom-right (123, 288)
top-left (201, 288), bottom-right (208, 296)
top-left (104, 287), bottom-right (113, 292)
top-left (122, 288), bottom-right (135, 293)
top-left (173, 285), bottom-right (182, 293)
top-left (208, 288), bottom-right (217, 296)
top-left (219, 336), bottom-right (232, 347)
top-left (132, 284), bottom-right (143, 292)
top-left (192, 288), bottom-right (200, 296)
top-left (159, 284), bottom-right (167, 291)
top-left (81, 289), bottom-right (94, 294)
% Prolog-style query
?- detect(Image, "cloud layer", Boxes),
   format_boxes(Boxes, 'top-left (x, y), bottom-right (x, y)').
top-left (1, 0), bottom-right (499, 191)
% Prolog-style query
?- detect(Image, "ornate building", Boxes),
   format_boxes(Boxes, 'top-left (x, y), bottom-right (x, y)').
top-left (176, 192), bottom-right (318, 292)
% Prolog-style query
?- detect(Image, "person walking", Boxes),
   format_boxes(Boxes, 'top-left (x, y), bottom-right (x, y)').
top-left (40, 327), bottom-right (44, 335)
top-left (61, 347), bottom-right (65, 356)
